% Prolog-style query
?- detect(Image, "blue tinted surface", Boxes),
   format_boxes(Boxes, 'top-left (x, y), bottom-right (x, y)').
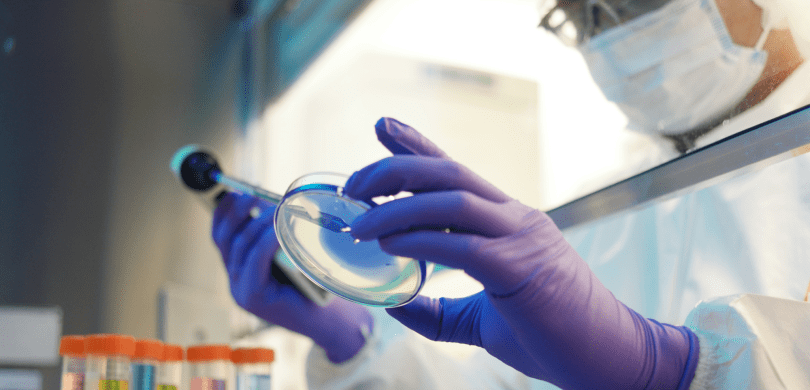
top-left (132, 364), bottom-right (155, 390)
top-left (236, 374), bottom-right (271, 390)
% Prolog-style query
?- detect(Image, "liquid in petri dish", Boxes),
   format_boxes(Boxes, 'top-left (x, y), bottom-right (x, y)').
top-left (275, 174), bottom-right (431, 307)
top-left (284, 192), bottom-right (408, 286)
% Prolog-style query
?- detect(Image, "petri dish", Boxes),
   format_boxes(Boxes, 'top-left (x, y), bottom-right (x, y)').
top-left (274, 172), bottom-right (432, 307)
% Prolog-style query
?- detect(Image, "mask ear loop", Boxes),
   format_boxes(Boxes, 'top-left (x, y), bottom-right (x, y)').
top-left (754, 19), bottom-right (773, 51)
top-left (805, 278), bottom-right (810, 302)
top-left (665, 15), bottom-right (773, 155)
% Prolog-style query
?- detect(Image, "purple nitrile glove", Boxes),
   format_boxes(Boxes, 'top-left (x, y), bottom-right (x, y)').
top-left (212, 193), bottom-right (372, 364)
top-left (374, 117), bottom-right (451, 159)
top-left (345, 118), bottom-right (701, 389)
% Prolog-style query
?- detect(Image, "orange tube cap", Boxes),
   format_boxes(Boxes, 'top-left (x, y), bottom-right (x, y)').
top-left (232, 348), bottom-right (275, 364)
top-left (85, 334), bottom-right (136, 356)
top-left (162, 345), bottom-right (185, 362)
top-left (134, 339), bottom-right (164, 360)
top-left (59, 335), bottom-right (85, 356)
top-left (186, 345), bottom-right (232, 362)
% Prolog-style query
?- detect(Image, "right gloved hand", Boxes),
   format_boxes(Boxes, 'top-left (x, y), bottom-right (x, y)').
top-left (346, 118), bottom-right (700, 389)
top-left (212, 192), bottom-right (372, 364)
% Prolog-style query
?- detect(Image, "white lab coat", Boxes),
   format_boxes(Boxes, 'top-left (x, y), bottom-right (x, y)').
top-left (302, 59), bottom-right (810, 390)
top-left (687, 295), bottom-right (810, 389)
top-left (304, 293), bottom-right (810, 389)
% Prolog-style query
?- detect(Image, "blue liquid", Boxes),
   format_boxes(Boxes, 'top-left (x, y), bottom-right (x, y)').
top-left (132, 364), bottom-right (156, 390)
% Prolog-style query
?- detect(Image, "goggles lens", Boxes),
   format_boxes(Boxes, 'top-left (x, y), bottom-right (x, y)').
top-left (539, 0), bottom-right (672, 45)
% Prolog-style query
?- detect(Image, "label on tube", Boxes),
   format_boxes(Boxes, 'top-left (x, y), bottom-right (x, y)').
top-left (190, 378), bottom-right (226, 390)
top-left (98, 380), bottom-right (129, 390)
top-left (60, 373), bottom-right (84, 390)
top-left (237, 374), bottom-right (271, 390)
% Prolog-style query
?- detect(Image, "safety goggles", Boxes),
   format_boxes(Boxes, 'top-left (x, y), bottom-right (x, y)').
top-left (538, 0), bottom-right (673, 46)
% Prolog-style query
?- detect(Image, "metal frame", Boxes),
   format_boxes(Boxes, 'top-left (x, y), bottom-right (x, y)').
top-left (548, 104), bottom-right (810, 230)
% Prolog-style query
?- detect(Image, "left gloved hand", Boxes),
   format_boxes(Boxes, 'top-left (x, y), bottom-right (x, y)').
top-left (212, 192), bottom-right (372, 364)
top-left (345, 118), bottom-right (700, 389)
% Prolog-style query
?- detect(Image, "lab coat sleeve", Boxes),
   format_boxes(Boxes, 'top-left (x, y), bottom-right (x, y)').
top-left (304, 307), bottom-right (555, 390)
top-left (686, 294), bottom-right (810, 390)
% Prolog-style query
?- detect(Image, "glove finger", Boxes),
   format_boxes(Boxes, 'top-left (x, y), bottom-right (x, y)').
top-left (375, 117), bottom-right (451, 159)
top-left (386, 294), bottom-right (484, 347)
top-left (236, 225), bottom-right (280, 298)
top-left (212, 193), bottom-right (262, 260)
top-left (350, 192), bottom-right (526, 240)
top-left (345, 156), bottom-right (510, 204)
top-left (378, 230), bottom-right (485, 271)
top-left (377, 230), bottom-right (539, 296)
top-left (212, 191), bottom-right (237, 230)
top-left (227, 203), bottom-right (277, 277)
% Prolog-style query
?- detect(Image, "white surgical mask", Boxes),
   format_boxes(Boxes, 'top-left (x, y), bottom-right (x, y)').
top-left (578, 0), bottom-right (770, 136)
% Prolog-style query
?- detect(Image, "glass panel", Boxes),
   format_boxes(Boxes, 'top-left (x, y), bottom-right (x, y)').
top-left (548, 104), bottom-right (810, 229)
top-left (564, 142), bottom-right (810, 322)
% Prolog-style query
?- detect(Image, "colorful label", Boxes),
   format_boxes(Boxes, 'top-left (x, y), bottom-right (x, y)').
top-left (132, 364), bottom-right (155, 390)
top-left (60, 372), bottom-right (84, 390)
top-left (156, 386), bottom-right (178, 390)
top-left (98, 380), bottom-right (129, 390)
top-left (190, 378), bottom-right (226, 390)
top-left (237, 374), bottom-right (271, 390)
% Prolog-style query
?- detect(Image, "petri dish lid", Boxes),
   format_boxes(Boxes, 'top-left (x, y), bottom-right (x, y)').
top-left (274, 172), bottom-right (431, 308)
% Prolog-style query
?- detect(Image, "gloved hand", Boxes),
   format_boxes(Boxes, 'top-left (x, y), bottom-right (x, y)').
top-left (212, 192), bottom-right (372, 364)
top-left (345, 118), bottom-right (701, 389)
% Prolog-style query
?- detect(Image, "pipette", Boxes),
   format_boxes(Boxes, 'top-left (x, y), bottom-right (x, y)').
top-left (172, 145), bottom-right (352, 234)
top-left (212, 171), bottom-right (352, 233)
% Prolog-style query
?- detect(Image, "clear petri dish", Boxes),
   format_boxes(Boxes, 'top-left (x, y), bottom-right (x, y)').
top-left (274, 172), bottom-right (432, 307)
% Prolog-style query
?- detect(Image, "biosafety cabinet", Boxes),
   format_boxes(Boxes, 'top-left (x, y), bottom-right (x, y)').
top-left (2, 0), bottom-right (809, 389)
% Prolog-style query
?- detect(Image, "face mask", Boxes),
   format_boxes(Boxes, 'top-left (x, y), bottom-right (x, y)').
top-left (577, 0), bottom-right (769, 136)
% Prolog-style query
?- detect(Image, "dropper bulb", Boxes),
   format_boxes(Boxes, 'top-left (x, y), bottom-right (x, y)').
top-left (171, 145), bottom-right (222, 191)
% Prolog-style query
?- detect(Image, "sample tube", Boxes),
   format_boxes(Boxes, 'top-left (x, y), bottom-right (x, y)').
top-left (233, 348), bottom-right (274, 390)
top-left (187, 345), bottom-right (232, 390)
top-left (156, 344), bottom-right (184, 390)
top-left (132, 339), bottom-right (163, 390)
top-left (59, 335), bottom-right (85, 390)
top-left (84, 334), bottom-right (136, 390)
